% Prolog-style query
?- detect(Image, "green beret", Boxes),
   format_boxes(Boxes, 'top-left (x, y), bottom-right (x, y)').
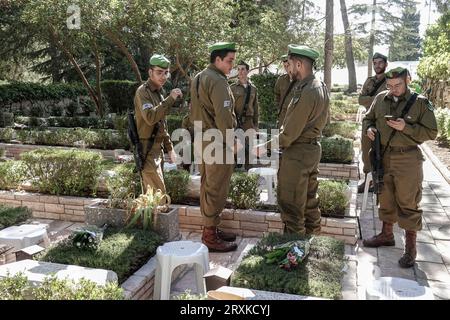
top-left (288, 44), bottom-right (319, 61)
top-left (372, 52), bottom-right (388, 62)
top-left (149, 54), bottom-right (170, 69)
top-left (208, 42), bottom-right (236, 53)
top-left (281, 54), bottom-right (288, 62)
top-left (386, 67), bottom-right (408, 79)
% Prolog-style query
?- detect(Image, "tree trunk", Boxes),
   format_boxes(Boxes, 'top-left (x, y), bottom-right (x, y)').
top-left (49, 27), bottom-right (101, 116)
top-left (324, 0), bottom-right (334, 90)
top-left (92, 37), bottom-right (104, 117)
top-left (340, 0), bottom-right (357, 93)
top-left (367, 0), bottom-right (377, 78)
top-left (104, 29), bottom-right (143, 83)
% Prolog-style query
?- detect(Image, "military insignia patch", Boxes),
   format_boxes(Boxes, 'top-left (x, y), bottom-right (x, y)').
top-left (142, 103), bottom-right (153, 110)
top-left (223, 100), bottom-right (231, 108)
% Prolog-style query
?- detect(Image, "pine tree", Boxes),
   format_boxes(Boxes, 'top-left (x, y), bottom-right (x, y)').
top-left (389, 4), bottom-right (421, 61)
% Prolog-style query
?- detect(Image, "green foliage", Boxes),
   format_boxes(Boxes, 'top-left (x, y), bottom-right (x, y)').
top-left (72, 225), bottom-right (105, 251)
top-left (174, 289), bottom-right (207, 300)
top-left (321, 135), bottom-right (354, 164)
top-left (0, 128), bottom-right (14, 141)
top-left (21, 148), bottom-right (102, 196)
top-left (0, 112), bottom-right (14, 127)
top-left (105, 163), bottom-right (139, 209)
top-left (0, 160), bottom-right (27, 190)
top-left (0, 272), bottom-right (124, 300)
top-left (435, 108), bottom-right (450, 142)
top-left (389, 5), bottom-right (421, 61)
top-left (330, 100), bottom-right (359, 115)
top-left (37, 227), bottom-right (162, 284)
top-left (164, 169), bottom-right (190, 204)
top-left (229, 173), bottom-right (260, 209)
top-left (318, 180), bottom-right (350, 216)
top-left (322, 121), bottom-right (359, 139)
top-left (231, 233), bottom-right (345, 299)
top-left (166, 114), bottom-right (184, 136)
top-left (250, 73), bottom-right (278, 128)
top-left (15, 116), bottom-right (115, 129)
top-left (0, 205), bottom-right (31, 230)
top-left (101, 80), bottom-right (139, 114)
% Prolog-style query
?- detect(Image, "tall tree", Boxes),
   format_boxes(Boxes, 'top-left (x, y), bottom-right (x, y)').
top-left (367, 0), bottom-right (377, 77)
top-left (339, 0), bottom-right (357, 92)
top-left (324, 0), bottom-right (334, 90)
top-left (389, 4), bottom-right (421, 61)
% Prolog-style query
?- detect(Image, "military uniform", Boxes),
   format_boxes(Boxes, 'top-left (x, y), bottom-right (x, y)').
top-left (359, 73), bottom-right (387, 175)
top-left (362, 66), bottom-right (437, 268)
top-left (134, 55), bottom-right (176, 194)
top-left (181, 113), bottom-right (194, 171)
top-left (274, 74), bottom-right (296, 128)
top-left (272, 45), bottom-right (330, 235)
top-left (189, 42), bottom-right (238, 252)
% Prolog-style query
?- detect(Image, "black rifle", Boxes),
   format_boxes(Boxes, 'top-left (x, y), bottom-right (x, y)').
top-left (237, 84), bottom-right (252, 129)
top-left (370, 130), bottom-right (383, 204)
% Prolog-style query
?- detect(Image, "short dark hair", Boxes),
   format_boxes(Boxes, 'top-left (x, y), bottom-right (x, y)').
top-left (237, 60), bottom-right (249, 71)
top-left (288, 53), bottom-right (314, 69)
top-left (210, 49), bottom-right (236, 63)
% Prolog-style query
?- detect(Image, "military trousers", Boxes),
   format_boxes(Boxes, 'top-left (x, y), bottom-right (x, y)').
top-left (378, 146), bottom-right (423, 231)
top-left (361, 130), bottom-right (372, 174)
top-left (141, 149), bottom-right (166, 194)
top-left (277, 143), bottom-right (322, 235)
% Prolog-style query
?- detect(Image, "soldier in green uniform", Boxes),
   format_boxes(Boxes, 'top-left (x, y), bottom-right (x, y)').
top-left (362, 67), bottom-right (437, 268)
top-left (134, 54), bottom-right (182, 194)
top-left (190, 42), bottom-right (239, 252)
top-left (255, 44), bottom-right (330, 235)
top-left (230, 60), bottom-right (259, 170)
top-left (274, 54), bottom-right (297, 128)
top-left (358, 52), bottom-right (389, 193)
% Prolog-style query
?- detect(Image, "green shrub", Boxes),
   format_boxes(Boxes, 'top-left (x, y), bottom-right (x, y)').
top-left (0, 128), bottom-right (14, 141)
top-left (435, 108), bottom-right (449, 141)
top-left (322, 121), bottom-right (359, 139)
top-left (0, 273), bottom-right (124, 300)
top-left (106, 163), bottom-right (140, 209)
top-left (21, 149), bottom-right (103, 196)
top-left (318, 180), bottom-right (349, 216)
top-left (0, 112), bottom-right (14, 127)
top-left (229, 172), bottom-right (260, 209)
top-left (164, 169), bottom-right (190, 203)
top-left (0, 205), bottom-right (31, 229)
top-left (166, 114), bottom-right (184, 135)
top-left (37, 227), bottom-right (162, 283)
top-left (231, 233), bottom-right (345, 299)
top-left (0, 161), bottom-right (27, 190)
top-left (321, 135), bottom-right (354, 163)
top-left (333, 93), bottom-right (344, 100)
top-left (101, 80), bottom-right (139, 114)
top-left (250, 72), bottom-right (278, 128)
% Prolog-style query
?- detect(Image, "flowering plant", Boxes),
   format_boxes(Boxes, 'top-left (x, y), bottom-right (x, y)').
top-left (264, 239), bottom-right (311, 271)
top-left (72, 225), bottom-right (105, 250)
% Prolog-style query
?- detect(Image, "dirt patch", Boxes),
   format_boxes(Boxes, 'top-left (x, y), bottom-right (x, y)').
top-left (425, 140), bottom-right (450, 171)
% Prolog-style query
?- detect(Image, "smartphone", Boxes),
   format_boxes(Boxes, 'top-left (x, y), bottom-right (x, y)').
top-left (384, 115), bottom-right (397, 121)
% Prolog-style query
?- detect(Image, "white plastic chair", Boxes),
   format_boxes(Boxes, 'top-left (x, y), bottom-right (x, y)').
top-left (356, 106), bottom-right (366, 123)
top-left (366, 277), bottom-right (435, 300)
top-left (248, 167), bottom-right (278, 204)
top-left (361, 172), bottom-right (373, 213)
top-left (153, 241), bottom-right (209, 300)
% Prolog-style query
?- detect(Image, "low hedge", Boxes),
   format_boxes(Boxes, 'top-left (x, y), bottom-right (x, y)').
top-left (0, 273), bottom-right (124, 300)
top-left (229, 172), bottom-right (260, 209)
top-left (21, 149), bottom-right (103, 196)
top-left (321, 135), bottom-right (354, 164)
top-left (0, 160), bottom-right (27, 190)
top-left (105, 163), bottom-right (140, 209)
top-left (318, 180), bottom-right (350, 216)
top-left (322, 121), bottom-right (359, 140)
top-left (250, 73), bottom-right (278, 128)
top-left (0, 205), bottom-right (31, 230)
top-left (37, 227), bottom-right (162, 284)
top-left (231, 233), bottom-right (345, 299)
top-left (435, 107), bottom-right (450, 143)
top-left (14, 116), bottom-right (115, 129)
top-left (164, 169), bottom-right (190, 204)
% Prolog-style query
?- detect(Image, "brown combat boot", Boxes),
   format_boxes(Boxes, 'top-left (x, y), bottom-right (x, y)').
top-left (202, 227), bottom-right (237, 252)
top-left (363, 221), bottom-right (395, 247)
top-left (217, 228), bottom-right (236, 242)
top-left (398, 230), bottom-right (417, 268)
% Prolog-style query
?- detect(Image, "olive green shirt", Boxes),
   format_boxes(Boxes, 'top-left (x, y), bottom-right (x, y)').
top-left (134, 81), bottom-right (175, 152)
top-left (363, 88), bottom-right (438, 147)
top-left (275, 74), bottom-right (296, 127)
top-left (358, 74), bottom-right (387, 110)
top-left (190, 64), bottom-right (236, 138)
top-left (230, 80), bottom-right (259, 129)
top-left (267, 74), bottom-right (330, 149)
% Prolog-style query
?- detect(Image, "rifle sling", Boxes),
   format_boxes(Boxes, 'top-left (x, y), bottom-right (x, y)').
top-left (381, 92), bottom-right (418, 157)
top-left (368, 78), bottom-right (386, 97)
top-left (277, 79), bottom-right (297, 118)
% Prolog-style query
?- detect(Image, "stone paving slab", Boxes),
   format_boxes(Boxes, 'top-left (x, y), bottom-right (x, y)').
top-left (435, 240), bottom-right (450, 264)
top-left (415, 242), bottom-right (444, 264)
top-left (415, 261), bottom-right (450, 282)
top-left (428, 224), bottom-right (450, 240)
top-left (417, 279), bottom-right (450, 300)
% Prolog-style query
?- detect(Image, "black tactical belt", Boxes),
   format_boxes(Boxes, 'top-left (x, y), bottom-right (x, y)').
top-left (383, 145), bottom-right (417, 152)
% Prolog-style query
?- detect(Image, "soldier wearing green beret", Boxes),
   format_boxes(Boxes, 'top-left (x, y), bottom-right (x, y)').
top-left (362, 67), bottom-right (437, 268)
top-left (274, 54), bottom-right (296, 128)
top-left (230, 60), bottom-right (259, 170)
top-left (133, 54), bottom-right (183, 194)
top-left (190, 42), bottom-right (238, 252)
top-left (254, 44), bottom-right (330, 235)
top-left (357, 52), bottom-right (389, 193)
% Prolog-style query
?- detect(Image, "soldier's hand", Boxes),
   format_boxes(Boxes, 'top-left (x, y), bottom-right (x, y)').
top-left (387, 118), bottom-right (406, 131)
top-left (168, 150), bottom-right (177, 164)
top-left (367, 127), bottom-right (377, 141)
top-left (170, 88), bottom-right (183, 100)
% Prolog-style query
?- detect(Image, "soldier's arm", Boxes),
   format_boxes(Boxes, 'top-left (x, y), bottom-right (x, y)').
top-left (253, 89), bottom-right (259, 129)
top-left (358, 78), bottom-right (375, 109)
top-left (135, 91), bottom-right (175, 127)
top-left (401, 100), bottom-right (438, 142)
top-left (362, 95), bottom-right (380, 134)
top-left (210, 78), bottom-right (235, 136)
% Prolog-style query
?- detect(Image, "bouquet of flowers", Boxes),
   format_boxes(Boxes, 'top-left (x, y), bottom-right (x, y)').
top-left (72, 225), bottom-right (105, 250)
top-left (264, 239), bottom-right (311, 271)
